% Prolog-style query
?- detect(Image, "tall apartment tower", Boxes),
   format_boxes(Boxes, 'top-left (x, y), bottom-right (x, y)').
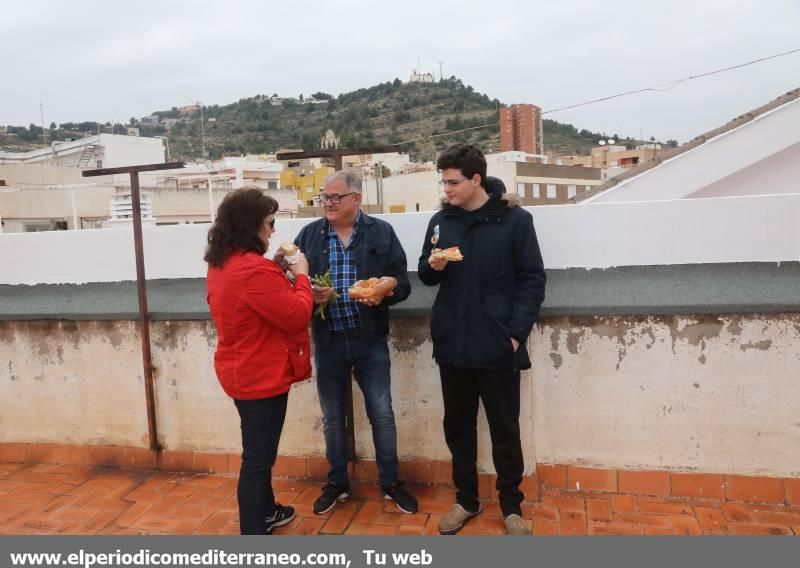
top-left (499, 104), bottom-right (543, 154)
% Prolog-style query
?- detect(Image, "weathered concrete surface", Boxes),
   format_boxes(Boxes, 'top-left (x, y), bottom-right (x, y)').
top-left (1, 314), bottom-right (798, 477)
top-left (532, 314), bottom-right (800, 477)
top-left (0, 320), bottom-right (149, 448)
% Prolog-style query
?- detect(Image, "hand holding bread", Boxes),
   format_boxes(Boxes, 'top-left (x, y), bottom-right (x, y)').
top-left (428, 246), bottom-right (463, 271)
top-left (349, 276), bottom-right (397, 306)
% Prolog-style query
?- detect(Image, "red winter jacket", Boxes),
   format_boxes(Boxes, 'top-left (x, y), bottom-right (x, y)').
top-left (206, 250), bottom-right (314, 400)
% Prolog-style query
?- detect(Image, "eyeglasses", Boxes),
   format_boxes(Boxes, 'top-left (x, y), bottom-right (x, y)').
top-left (316, 192), bottom-right (357, 205)
top-left (438, 178), bottom-right (467, 187)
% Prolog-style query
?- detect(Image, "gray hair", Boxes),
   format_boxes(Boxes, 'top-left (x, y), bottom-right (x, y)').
top-left (325, 170), bottom-right (362, 193)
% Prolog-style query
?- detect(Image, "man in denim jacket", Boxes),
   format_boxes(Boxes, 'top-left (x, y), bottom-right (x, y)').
top-left (295, 171), bottom-right (418, 515)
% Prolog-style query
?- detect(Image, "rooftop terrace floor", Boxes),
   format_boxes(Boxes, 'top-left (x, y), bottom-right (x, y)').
top-left (1, 463), bottom-right (798, 536)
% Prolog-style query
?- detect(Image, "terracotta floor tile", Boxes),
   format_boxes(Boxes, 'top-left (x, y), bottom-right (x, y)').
top-left (533, 519), bottom-right (559, 535)
top-left (4, 463), bottom-right (800, 537)
top-left (419, 514), bottom-right (440, 536)
top-left (344, 523), bottom-right (398, 535)
top-left (320, 508), bottom-right (356, 534)
top-left (694, 507), bottom-right (729, 534)
top-left (293, 517), bottom-right (326, 535)
top-left (728, 523), bottom-right (792, 535)
top-left (398, 525), bottom-right (425, 535)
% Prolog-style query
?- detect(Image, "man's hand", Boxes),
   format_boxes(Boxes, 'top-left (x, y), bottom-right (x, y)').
top-left (355, 291), bottom-right (394, 307)
top-left (511, 337), bottom-right (520, 352)
top-left (428, 248), bottom-right (448, 272)
top-left (312, 286), bottom-right (335, 305)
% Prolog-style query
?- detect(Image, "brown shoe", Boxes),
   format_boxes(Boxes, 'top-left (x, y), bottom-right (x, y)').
top-left (504, 514), bottom-right (531, 535)
top-left (438, 504), bottom-right (481, 535)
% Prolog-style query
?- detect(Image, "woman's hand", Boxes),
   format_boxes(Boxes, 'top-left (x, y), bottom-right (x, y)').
top-left (287, 253), bottom-right (309, 276)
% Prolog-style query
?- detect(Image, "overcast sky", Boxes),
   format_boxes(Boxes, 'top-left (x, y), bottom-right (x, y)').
top-left (3, 0), bottom-right (798, 143)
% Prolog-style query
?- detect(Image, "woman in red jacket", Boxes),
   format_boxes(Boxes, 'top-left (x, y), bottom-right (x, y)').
top-left (205, 188), bottom-right (313, 535)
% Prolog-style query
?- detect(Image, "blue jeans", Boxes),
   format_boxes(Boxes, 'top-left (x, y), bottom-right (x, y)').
top-left (315, 331), bottom-right (398, 489)
top-left (234, 393), bottom-right (288, 535)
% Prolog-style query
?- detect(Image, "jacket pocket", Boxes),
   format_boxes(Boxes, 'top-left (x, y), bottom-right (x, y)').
top-left (285, 330), bottom-right (312, 382)
top-left (480, 293), bottom-right (515, 365)
top-left (430, 299), bottom-right (455, 342)
top-left (366, 241), bottom-right (390, 275)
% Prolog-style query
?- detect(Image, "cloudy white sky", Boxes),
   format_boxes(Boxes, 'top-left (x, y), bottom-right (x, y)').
top-left (3, 0), bottom-right (798, 143)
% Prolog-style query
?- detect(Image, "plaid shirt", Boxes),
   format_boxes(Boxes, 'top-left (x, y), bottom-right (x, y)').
top-left (327, 212), bottom-right (361, 331)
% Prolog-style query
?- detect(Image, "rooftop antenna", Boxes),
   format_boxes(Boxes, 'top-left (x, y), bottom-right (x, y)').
top-left (196, 99), bottom-right (207, 160)
top-left (39, 102), bottom-right (48, 145)
top-left (437, 61), bottom-right (444, 81)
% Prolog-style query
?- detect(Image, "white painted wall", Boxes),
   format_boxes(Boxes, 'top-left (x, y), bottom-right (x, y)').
top-left (99, 134), bottom-right (165, 169)
top-left (583, 98), bottom-right (800, 203)
top-left (687, 142), bottom-right (800, 198)
top-left (1, 194), bottom-right (798, 285)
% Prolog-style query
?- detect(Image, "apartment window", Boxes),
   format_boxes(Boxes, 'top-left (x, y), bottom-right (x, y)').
top-left (267, 181), bottom-right (278, 190)
top-left (532, 184), bottom-right (540, 199)
top-left (546, 184), bottom-right (557, 199)
top-left (516, 183), bottom-right (525, 197)
top-left (416, 203), bottom-right (420, 212)
top-left (24, 222), bottom-right (54, 232)
top-left (567, 185), bottom-right (577, 199)
top-left (81, 219), bottom-right (104, 229)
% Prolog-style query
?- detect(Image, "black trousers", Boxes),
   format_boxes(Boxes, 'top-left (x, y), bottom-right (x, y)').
top-left (439, 365), bottom-right (524, 517)
top-left (234, 393), bottom-right (288, 535)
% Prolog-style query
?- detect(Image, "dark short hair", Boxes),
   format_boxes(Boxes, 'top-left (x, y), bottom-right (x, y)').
top-left (204, 188), bottom-right (278, 267)
top-left (436, 144), bottom-right (487, 187)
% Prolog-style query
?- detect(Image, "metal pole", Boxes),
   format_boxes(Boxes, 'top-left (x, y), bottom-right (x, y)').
top-left (40, 102), bottom-right (48, 146)
top-left (376, 161), bottom-right (384, 213)
top-left (155, 136), bottom-right (170, 163)
top-left (70, 189), bottom-right (78, 229)
top-left (207, 175), bottom-right (215, 221)
top-left (200, 104), bottom-right (207, 160)
top-left (347, 374), bottom-right (356, 462)
top-left (129, 171), bottom-right (159, 452)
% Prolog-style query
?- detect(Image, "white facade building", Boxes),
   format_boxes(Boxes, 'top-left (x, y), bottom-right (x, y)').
top-left (0, 134), bottom-right (166, 169)
top-left (581, 89), bottom-right (800, 204)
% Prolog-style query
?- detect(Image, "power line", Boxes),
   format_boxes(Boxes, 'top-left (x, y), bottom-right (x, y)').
top-left (397, 123), bottom-right (497, 145)
top-left (392, 47), bottom-right (800, 146)
top-left (541, 47), bottom-right (800, 115)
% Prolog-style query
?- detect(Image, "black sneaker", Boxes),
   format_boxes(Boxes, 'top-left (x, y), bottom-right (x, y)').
top-left (265, 503), bottom-right (295, 534)
top-left (383, 481), bottom-right (418, 514)
top-left (312, 482), bottom-right (349, 515)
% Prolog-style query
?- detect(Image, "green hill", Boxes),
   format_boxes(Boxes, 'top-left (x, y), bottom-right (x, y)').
top-left (2, 78), bottom-right (650, 162)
